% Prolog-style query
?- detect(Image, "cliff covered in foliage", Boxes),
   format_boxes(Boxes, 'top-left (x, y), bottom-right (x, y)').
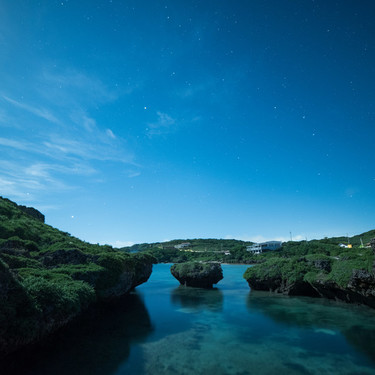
top-left (244, 238), bottom-right (375, 308)
top-left (0, 197), bottom-right (154, 356)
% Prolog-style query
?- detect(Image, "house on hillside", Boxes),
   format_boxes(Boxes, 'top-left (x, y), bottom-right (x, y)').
top-left (339, 243), bottom-right (352, 249)
top-left (246, 241), bottom-right (282, 255)
top-left (174, 242), bottom-right (191, 250)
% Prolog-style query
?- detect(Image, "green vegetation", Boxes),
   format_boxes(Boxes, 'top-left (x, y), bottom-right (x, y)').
top-left (0, 196), bottom-right (154, 355)
top-left (171, 262), bottom-right (215, 278)
top-left (123, 231), bottom-right (375, 271)
top-left (243, 255), bottom-right (332, 286)
top-left (244, 238), bottom-right (374, 291)
top-left (122, 238), bottom-right (256, 263)
top-left (325, 249), bottom-right (373, 287)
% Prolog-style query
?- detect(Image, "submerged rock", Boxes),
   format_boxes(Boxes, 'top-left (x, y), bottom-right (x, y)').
top-left (170, 262), bottom-right (223, 288)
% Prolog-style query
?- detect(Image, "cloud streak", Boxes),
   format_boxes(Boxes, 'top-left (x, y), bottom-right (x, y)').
top-left (146, 111), bottom-right (176, 137)
top-left (39, 68), bottom-right (118, 108)
top-left (0, 159), bottom-right (80, 200)
top-left (0, 67), bottom-right (140, 203)
top-left (2, 95), bottom-right (59, 124)
top-left (0, 137), bottom-right (32, 151)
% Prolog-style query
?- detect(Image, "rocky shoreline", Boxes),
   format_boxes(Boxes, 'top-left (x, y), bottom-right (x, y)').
top-left (244, 239), bottom-right (375, 309)
top-left (0, 252), bottom-right (154, 357)
top-left (0, 197), bottom-right (154, 357)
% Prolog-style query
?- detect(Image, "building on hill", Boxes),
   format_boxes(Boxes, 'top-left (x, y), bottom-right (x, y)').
top-left (339, 243), bottom-right (353, 249)
top-left (174, 242), bottom-right (191, 250)
top-left (246, 241), bottom-right (282, 255)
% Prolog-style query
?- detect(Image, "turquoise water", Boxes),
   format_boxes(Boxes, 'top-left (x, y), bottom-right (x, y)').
top-left (4, 264), bottom-right (375, 375)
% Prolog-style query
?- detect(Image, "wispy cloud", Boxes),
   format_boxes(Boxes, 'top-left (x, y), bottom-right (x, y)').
top-left (106, 129), bottom-right (116, 139)
top-left (146, 111), bottom-right (176, 137)
top-left (39, 68), bottom-right (118, 107)
top-left (0, 177), bottom-right (36, 201)
top-left (0, 160), bottom-right (76, 200)
top-left (0, 67), bottom-right (139, 203)
top-left (2, 95), bottom-right (59, 124)
top-left (0, 137), bottom-right (31, 151)
top-left (126, 170), bottom-right (141, 178)
top-left (43, 133), bottom-right (134, 164)
top-left (24, 162), bottom-right (96, 178)
top-left (70, 110), bottom-right (98, 132)
top-left (0, 132), bottom-right (133, 166)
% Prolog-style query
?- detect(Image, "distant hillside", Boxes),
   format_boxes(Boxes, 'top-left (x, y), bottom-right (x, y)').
top-left (306, 230), bottom-right (375, 247)
top-left (121, 230), bottom-right (375, 264)
top-left (123, 238), bottom-right (253, 252)
top-left (121, 238), bottom-right (255, 263)
top-left (0, 196), bottom-right (154, 356)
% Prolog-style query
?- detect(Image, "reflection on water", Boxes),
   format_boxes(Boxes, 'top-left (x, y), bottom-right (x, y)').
top-left (247, 291), bottom-right (375, 364)
top-left (3, 264), bottom-right (375, 375)
top-left (137, 265), bottom-right (375, 375)
top-left (171, 285), bottom-right (223, 312)
top-left (1, 293), bottom-right (153, 375)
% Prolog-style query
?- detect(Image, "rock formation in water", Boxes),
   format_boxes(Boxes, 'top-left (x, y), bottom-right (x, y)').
top-left (244, 246), bottom-right (375, 309)
top-left (170, 262), bottom-right (223, 288)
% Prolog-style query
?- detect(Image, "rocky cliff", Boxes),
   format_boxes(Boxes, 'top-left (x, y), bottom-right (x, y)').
top-left (0, 197), bottom-right (154, 356)
top-left (0, 250), bottom-right (154, 356)
top-left (244, 245), bottom-right (375, 309)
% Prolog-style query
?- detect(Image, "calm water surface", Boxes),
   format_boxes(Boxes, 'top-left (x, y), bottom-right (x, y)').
top-left (4, 264), bottom-right (375, 375)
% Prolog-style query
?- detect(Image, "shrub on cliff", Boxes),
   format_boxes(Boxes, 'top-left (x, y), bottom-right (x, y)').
top-left (22, 276), bottom-right (95, 321)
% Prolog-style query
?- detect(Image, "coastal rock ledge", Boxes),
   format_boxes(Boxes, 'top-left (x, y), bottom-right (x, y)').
top-left (171, 262), bottom-right (223, 288)
top-left (244, 240), bottom-right (375, 309)
top-left (0, 253), bottom-right (154, 357)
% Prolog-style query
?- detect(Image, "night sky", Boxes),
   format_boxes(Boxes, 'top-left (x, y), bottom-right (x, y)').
top-left (0, 0), bottom-right (374, 246)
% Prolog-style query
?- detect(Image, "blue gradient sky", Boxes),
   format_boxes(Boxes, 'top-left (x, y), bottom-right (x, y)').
top-left (0, 1), bottom-right (374, 246)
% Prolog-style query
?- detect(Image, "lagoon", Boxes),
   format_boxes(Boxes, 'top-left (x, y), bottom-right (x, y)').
top-left (4, 264), bottom-right (375, 375)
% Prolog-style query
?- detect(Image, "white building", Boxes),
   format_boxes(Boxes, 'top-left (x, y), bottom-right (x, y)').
top-left (174, 242), bottom-right (191, 250)
top-left (246, 241), bottom-right (282, 255)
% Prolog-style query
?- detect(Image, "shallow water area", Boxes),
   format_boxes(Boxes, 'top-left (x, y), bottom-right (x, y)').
top-left (3, 264), bottom-right (375, 375)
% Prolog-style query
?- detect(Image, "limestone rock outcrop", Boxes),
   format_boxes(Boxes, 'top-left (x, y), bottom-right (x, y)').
top-left (244, 243), bottom-right (375, 309)
top-left (170, 262), bottom-right (223, 288)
